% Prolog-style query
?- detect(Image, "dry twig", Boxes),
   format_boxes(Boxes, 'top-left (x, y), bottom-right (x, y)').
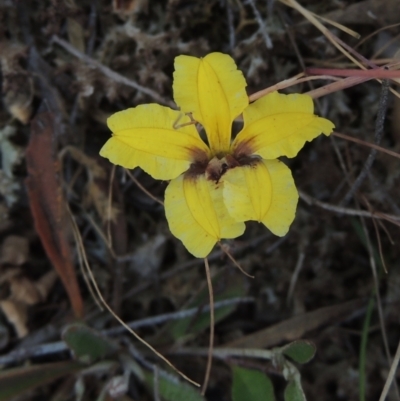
top-left (51, 35), bottom-right (175, 108)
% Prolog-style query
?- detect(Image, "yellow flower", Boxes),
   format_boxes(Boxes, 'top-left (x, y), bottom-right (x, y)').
top-left (100, 53), bottom-right (334, 257)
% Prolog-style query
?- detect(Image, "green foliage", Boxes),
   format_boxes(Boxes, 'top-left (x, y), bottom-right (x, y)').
top-left (62, 323), bottom-right (117, 363)
top-left (281, 340), bottom-right (316, 364)
top-left (0, 361), bottom-right (83, 401)
top-left (232, 366), bottom-right (275, 401)
top-left (143, 369), bottom-right (205, 401)
top-left (228, 340), bottom-right (317, 401)
top-left (284, 380), bottom-right (306, 401)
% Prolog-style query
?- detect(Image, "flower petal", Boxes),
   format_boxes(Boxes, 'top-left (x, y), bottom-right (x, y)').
top-left (232, 92), bottom-right (334, 159)
top-left (173, 53), bottom-right (248, 155)
top-left (165, 174), bottom-right (245, 257)
top-left (223, 159), bottom-right (298, 236)
top-left (100, 104), bottom-right (210, 180)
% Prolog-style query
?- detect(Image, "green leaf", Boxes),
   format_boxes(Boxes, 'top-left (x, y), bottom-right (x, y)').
top-left (284, 380), bottom-right (306, 401)
top-left (143, 370), bottom-right (205, 401)
top-left (281, 341), bottom-right (316, 364)
top-left (62, 323), bottom-right (117, 363)
top-left (232, 366), bottom-right (275, 401)
top-left (0, 361), bottom-right (83, 401)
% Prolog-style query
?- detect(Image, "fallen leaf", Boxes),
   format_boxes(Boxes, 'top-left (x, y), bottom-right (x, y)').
top-left (0, 236), bottom-right (29, 266)
top-left (0, 269), bottom-right (57, 338)
top-left (25, 106), bottom-right (84, 318)
top-left (113, 0), bottom-right (148, 15)
top-left (0, 42), bottom-right (33, 124)
top-left (225, 299), bottom-right (365, 349)
top-left (0, 361), bottom-right (84, 401)
top-left (7, 271), bottom-right (57, 306)
top-left (0, 299), bottom-right (28, 338)
top-left (9, 276), bottom-right (42, 305)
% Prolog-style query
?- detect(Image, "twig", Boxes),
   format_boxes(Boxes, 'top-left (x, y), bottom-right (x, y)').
top-left (123, 233), bottom-right (280, 299)
top-left (70, 208), bottom-right (199, 386)
top-left (332, 132), bottom-right (400, 160)
top-left (218, 242), bottom-right (254, 278)
top-left (0, 297), bottom-right (254, 365)
top-left (298, 190), bottom-right (400, 224)
top-left (245, 0), bottom-right (273, 49)
top-left (86, 1), bottom-right (97, 56)
top-left (72, 210), bottom-right (104, 312)
top-left (124, 169), bottom-right (164, 206)
top-left (307, 68), bottom-right (400, 79)
top-left (107, 296), bottom-right (254, 336)
top-left (123, 339), bottom-right (194, 392)
top-left (330, 135), bottom-right (353, 188)
top-left (358, 208), bottom-right (400, 400)
top-left (51, 35), bottom-right (174, 108)
top-left (379, 339), bottom-right (400, 401)
top-left (172, 347), bottom-right (274, 360)
top-left (201, 258), bottom-right (214, 395)
top-left (277, 6), bottom-right (322, 112)
top-left (279, 0), bottom-right (361, 68)
top-left (306, 75), bottom-right (373, 99)
top-left (249, 74), bottom-right (341, 102)
top-left (341, 80), bottom-right (390, 205)
top-left (0, 341), bottom-right (68, 366)
top-left (368, 199), bottom-right (389, 274)
top-left (286, 250), bottom-right (305, 305)
top-left (226, 0), bottom-right (236, 50)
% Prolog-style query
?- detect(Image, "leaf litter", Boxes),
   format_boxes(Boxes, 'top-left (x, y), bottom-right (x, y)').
top-left (0, 0), bottom-right (400, 400)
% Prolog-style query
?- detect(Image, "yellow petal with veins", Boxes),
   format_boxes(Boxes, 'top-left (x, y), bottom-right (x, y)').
top-left (100, 104), bottom-right (210, 180)
top-left (165, 174), bottom-right (245, 257)
top-left (232, 92), bottom-right (334, 159)
top-left (223, 159), bottom-right (298, 236)
top-left (173, 53), bottom-right (248, 155)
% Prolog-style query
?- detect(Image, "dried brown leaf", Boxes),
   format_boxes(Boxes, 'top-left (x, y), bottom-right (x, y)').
top-left (0, 267), bottom-right (21, 287)
top-left (0, 299), bottom-right (28, 338)
top-left (26, 107), bottom-right (84, 318)
top-left (9, 276), bottom-right (42, 305)
top-left (0, 267), bottom-right (57, 337)
top-left (1, 269), bottom-right (56, 306)
top-left (0, 235), bottom-right (29, 266)
top-left (0, 42), bottom-right (33, 124)
top-left (113, 0), bottom-right (149, 15)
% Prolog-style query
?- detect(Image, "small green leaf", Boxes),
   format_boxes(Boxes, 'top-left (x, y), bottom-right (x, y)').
top-left (281, 341), bottom-right (316, 364)
top-left (284, 380), bottom-right (306, 401)
top-left (232, 366), bottom-right (275, 401)
top-left (143, 370), bottom-right (204, 401)
top-left (62, 323), bottom-right (117, 363)
top-left (0, 361), bottom-right (83, 401)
